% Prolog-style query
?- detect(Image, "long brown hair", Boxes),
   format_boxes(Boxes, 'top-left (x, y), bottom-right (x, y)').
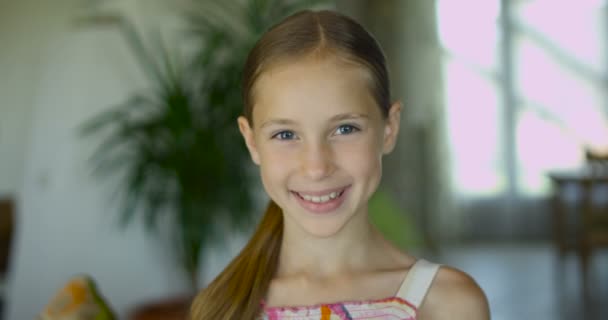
top-left (190, 10), bottom-right (391, 319)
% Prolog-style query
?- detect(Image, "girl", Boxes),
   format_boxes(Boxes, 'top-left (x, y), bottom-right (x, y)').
top-left (190, 9), bottom-right (489, 320)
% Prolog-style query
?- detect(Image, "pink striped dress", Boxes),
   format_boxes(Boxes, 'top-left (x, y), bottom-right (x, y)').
top-left (259, 259), bottom-right (440, 320)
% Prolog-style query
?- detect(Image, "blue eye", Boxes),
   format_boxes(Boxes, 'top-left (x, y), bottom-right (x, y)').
top-left (335, 124), bottom-right (359, 135)
top-left (273, 130), bottom-right (296, 140)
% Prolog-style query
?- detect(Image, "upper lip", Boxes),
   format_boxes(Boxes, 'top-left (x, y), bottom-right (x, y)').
top-left (291, 185), bottom-right (350, 196)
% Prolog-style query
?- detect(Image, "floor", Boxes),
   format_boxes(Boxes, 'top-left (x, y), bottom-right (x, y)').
top-left (435, 243), bottom-right (608, 320)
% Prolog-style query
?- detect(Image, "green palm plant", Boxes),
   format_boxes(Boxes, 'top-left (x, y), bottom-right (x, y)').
top-left (80, 0), bottom-right (331, 290)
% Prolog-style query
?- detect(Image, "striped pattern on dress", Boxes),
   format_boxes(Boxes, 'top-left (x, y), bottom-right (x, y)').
top-left (260, 296), bottom-right (417, 320)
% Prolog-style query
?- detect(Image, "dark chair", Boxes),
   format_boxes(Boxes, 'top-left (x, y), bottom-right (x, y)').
top-left (550, 149), bottom-right (608, 300)
top-left (579, 150), bottom-right (608, 298)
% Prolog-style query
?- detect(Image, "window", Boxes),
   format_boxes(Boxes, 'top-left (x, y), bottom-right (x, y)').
top-left (437, 0), bottom-right (608, 198)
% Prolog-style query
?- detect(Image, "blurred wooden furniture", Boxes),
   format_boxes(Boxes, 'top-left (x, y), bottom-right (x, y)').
top-left (549, 159), bottom-right (608, 299)
top-left (0, 196), bottom-right (15, 316)
top-left (0, 197), bottom-right (14, 275)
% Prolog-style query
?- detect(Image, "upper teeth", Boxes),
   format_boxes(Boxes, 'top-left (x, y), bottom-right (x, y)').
top-left (300, 191), bottom-right (340, 203)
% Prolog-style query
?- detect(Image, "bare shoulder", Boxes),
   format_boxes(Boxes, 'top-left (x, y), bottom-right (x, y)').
top-left (418, 265), bottom-right (490, 320)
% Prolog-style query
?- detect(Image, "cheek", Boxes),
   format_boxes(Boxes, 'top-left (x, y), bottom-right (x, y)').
top-left (257, 144), bottom-right (296, 188)
top-left (334, 135), bottom-right (383, 179)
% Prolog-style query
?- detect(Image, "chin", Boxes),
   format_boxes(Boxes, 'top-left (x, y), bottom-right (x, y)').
top-left (290, 208), bottom-right (359, 238)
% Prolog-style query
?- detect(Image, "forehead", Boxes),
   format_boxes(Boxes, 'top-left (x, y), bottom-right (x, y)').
top-left (251, 57), bottom-right (379, 126)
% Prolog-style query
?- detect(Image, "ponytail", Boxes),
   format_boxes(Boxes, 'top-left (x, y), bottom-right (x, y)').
top-left (189, 200), bottom-right (283, 319)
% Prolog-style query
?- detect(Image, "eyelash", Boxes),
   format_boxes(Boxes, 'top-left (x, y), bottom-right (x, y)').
top-left (335, 124), bottom-right (360, 135)
top-left (272, 131), bottom-right (296, 140)
top-left (271, 124), bottom-right (361, 140)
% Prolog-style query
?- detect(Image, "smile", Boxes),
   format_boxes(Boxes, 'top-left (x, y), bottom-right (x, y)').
top-left (291, 186), bottom-right (351, 214)
top-left (295, 189), bottom-right (345, 203)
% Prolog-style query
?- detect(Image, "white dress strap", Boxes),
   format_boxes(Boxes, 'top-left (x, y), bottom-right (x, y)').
top-left (395, 259), bottom-right (441, 308)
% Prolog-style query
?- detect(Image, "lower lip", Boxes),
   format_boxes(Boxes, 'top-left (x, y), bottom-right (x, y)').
top-left (292, 186), bottom-right (350, 214)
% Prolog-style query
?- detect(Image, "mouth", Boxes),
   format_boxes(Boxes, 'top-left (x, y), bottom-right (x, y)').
top-left (290, 186), bottom-right (351, 214)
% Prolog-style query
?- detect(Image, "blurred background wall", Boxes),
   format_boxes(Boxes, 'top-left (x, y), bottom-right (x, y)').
top-left (0, 1), bottom-right (200, 319)
top-left (1, 0), bottom-right (607, 319)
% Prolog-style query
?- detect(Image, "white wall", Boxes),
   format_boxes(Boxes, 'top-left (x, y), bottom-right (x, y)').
top-left (1, 1), bottom-right (246, 319)
top-left (0, 0), bottom-right (47, 196)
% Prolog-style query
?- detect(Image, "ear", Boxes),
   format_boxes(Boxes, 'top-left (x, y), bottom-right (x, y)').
top-left (382, 101), bottom-right (402, 154)
top-left (237, 116), bottom-right (261, 165)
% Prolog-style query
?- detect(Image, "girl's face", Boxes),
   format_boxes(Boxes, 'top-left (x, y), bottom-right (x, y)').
top-left (238, 57), bottom-right (401, 238)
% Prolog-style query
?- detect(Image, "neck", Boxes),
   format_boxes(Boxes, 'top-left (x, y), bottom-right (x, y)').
top-left (276, 214), bottom-right (387, 279)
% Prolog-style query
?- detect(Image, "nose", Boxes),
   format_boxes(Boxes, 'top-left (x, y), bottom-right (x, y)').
top-left (300, 141), bottom-right (335, 180)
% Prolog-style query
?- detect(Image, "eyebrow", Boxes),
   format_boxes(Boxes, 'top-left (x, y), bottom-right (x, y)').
top-left (259, 113), bottom-right (369, 129)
